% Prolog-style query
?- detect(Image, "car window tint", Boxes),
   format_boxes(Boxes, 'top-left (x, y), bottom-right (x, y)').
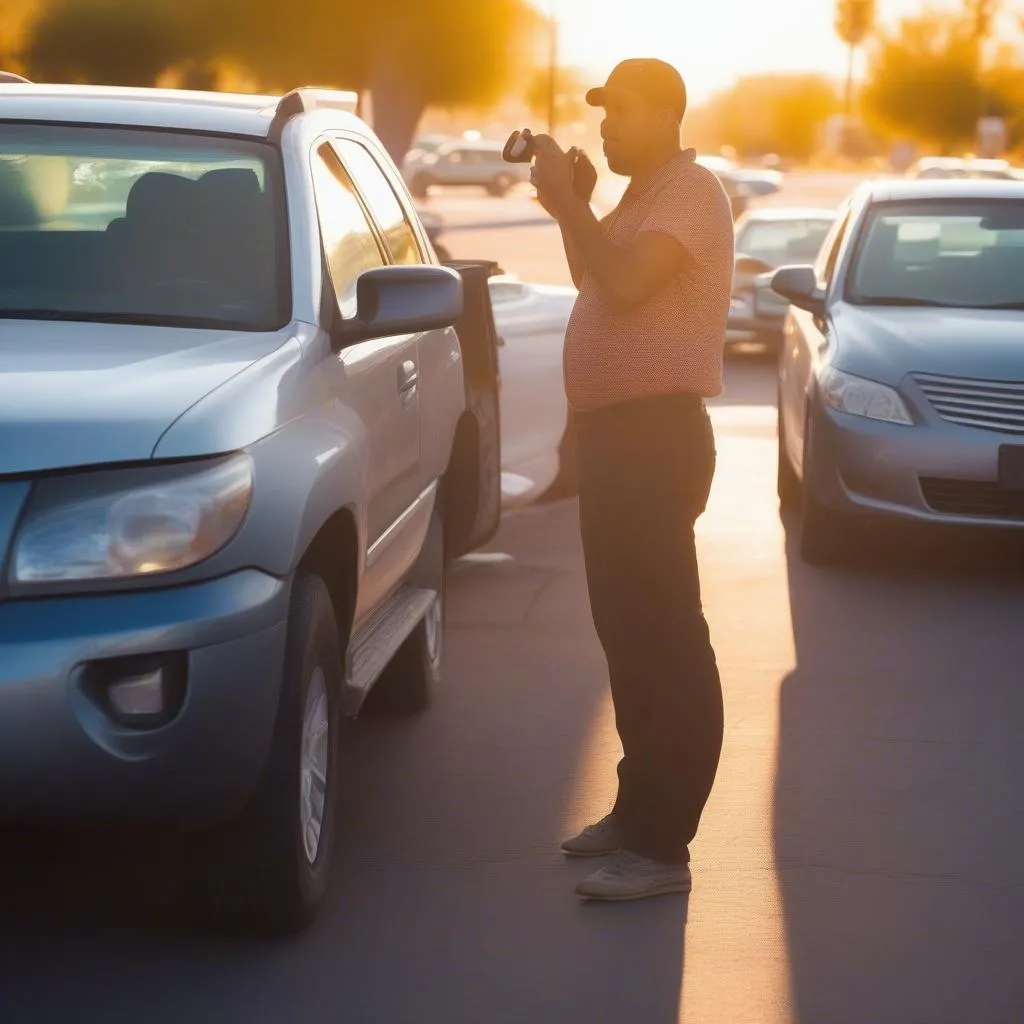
top-left (310, 142), bottom-right (385, 317)
top-left (334, 138), bottom-right (423, 266)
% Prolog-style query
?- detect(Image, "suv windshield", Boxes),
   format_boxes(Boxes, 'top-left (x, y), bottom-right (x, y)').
top-left (0, 124), bottom-right (289, 330)
top-left (847, 199), bottom-right (1024, 309)
top-left (736, 217), bottom-right (834, 267)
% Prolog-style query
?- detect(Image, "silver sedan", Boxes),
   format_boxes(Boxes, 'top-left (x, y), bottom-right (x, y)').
top-left (773, 177), bottom-right (1024, 564)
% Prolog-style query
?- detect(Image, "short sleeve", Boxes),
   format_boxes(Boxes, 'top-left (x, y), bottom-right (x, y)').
top-left (638, 169), bottom-right (728, 262)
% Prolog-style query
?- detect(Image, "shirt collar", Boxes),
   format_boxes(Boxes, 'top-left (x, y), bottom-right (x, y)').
top-left (621, 148), bottom-right (696, 204)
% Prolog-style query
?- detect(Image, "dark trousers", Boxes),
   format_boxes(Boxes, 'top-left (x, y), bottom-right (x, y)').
top-left (574, 393), bottom-right (724, 865)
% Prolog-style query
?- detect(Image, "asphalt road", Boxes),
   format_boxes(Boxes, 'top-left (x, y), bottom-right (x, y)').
top-left (4, 177), bottom-right (1024, 1024)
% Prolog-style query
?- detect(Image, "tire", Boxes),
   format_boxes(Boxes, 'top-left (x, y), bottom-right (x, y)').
top-left (194, 570), bottom-right (343, 936)
top-left (777, 393), bottom-right (800, 512)
top-left (799, 416), bottom-right (846, 566)
top-left (487, 173), bottom-right (514, 197)
top-left (362, 501), bottom-right (446, 717)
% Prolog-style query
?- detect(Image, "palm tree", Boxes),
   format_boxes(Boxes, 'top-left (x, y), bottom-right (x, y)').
top-left (834, 0), bottom-right (876, 121)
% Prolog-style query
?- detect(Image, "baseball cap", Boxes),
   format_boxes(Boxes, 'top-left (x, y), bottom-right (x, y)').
top-left (585, 59), bottom-right (687, 119)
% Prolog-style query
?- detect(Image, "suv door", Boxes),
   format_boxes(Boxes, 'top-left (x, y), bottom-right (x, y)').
top-left (309, 141), bottom-right (421, 615)
top-left (330, 134), bottom-right (502, 557)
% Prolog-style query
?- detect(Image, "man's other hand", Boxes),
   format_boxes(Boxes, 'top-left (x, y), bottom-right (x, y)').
top-left (569, 148), bottom-right (598, 202)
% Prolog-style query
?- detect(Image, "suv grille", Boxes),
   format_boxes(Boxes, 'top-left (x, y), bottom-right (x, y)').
top-left (913, 373), bottom-right (1024, 435)
top-left (920, 477), bottom-right (1024, 519)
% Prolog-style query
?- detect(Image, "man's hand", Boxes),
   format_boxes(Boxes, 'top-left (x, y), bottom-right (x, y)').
top-left (568, 148), bottom-right (598, 202)
top-left (529, 133), bottom-right (577, 218)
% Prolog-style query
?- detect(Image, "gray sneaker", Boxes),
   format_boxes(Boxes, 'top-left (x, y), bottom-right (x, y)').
top-left (560, 813), bottom-right (622, 858)
top-left (575, 850), bottom-right (692, 901)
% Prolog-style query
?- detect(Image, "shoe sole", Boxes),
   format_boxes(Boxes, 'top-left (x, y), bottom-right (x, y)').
top-left (575, 879), bottom-right (692, 901)
top-left (560, 844), bottom-right (622, 858)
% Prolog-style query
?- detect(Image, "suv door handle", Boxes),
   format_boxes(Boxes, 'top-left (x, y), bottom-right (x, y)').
top-left (398, 360), bottom-right (418, 394)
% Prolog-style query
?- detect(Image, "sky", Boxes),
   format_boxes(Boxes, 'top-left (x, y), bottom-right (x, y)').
top-left (551, 0), bottom-right (960, 103)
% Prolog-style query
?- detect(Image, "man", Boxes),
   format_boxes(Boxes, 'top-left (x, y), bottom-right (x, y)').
top-left (530, 59), bottom-right (733, 901)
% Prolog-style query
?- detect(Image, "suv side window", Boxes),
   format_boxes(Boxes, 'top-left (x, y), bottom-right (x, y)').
top-left (333, 138), bottom-right (424, 266)
top-left (310, 142), bottom-right (385, 317)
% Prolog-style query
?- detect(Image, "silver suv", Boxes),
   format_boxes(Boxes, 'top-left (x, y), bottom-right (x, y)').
top-left (0, 83), bottom-right (502, 934)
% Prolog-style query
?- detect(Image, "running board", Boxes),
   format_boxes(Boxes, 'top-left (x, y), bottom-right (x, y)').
top-left (342, 586), bottom-right (437, 714)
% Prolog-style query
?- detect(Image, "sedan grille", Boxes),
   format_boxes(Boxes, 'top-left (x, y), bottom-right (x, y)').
top-left (920, 477), bottom-right (1024, 520)
top-left (913, 373), bottom-right (1024, 435)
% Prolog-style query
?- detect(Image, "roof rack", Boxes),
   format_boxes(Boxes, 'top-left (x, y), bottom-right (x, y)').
top-left (269, 87), bottom-right (359, 139)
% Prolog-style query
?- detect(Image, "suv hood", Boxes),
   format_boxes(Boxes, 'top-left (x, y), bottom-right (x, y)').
top-left (0, 320), bottom-right (292, 475)
top-left (834, 304), bottom-right (1024, 386)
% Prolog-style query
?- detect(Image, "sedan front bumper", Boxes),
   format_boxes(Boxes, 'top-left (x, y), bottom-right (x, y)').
top-left (809, 398), bottom-right (1024, 529)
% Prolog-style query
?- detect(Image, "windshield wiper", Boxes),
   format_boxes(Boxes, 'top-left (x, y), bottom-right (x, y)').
top-left (972, 301), bottom-right (1024, 311)
top-left (0, 309), bottom-right (256, 330)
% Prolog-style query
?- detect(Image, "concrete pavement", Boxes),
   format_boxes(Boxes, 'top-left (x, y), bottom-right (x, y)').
top-left (4, 354), bottom-right (1024, 1023)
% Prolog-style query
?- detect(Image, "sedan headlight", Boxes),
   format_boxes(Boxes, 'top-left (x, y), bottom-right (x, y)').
top-left (12, 454), bottom-right (253, 585)
top-left (818, 366), bottom-right (913, 425)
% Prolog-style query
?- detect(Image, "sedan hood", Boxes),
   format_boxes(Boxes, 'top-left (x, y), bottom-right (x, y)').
top-left (0, 320), bottom-right (292, 475)
top-left (833, 304), bottom-right (1024, 386)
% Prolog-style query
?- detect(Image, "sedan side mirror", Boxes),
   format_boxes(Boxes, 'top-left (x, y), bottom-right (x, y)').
top-left (771, 264), bottom-right (825, 317)
top-left (344, 265), bottom-right (464, 343)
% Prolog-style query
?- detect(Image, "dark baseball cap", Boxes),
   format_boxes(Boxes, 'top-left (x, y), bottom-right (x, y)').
top-left (586, 59), bottom-right (687, 119)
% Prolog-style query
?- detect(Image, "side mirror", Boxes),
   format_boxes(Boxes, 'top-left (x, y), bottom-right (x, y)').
top-left (771, 264), bottom-right (825, 317)
top-left (344, 265), bottom-right (464, 343)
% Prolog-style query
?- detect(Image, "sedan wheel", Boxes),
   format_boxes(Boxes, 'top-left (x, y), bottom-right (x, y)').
top-left (799, 416), bottom-right (846, 566)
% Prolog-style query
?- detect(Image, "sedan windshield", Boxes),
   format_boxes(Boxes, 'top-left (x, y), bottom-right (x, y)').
top-left (735, 218), bottom-right (834, 267)
top-left (0, 124), bottom-right (289, 330)
top-left (847, 199), bottom-right (1024, 310)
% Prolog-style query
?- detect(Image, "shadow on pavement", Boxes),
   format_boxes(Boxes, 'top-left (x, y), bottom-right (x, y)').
top-left (0, 501), bottom-right (688, 1024)
top-left (775, 516), bottom-right (1024, 1023)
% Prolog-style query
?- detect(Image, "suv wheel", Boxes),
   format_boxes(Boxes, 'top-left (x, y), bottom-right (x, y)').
top-left (194, 570), bottom-right (342, 935)
top-left (363, 500), bottom-right (446, 716)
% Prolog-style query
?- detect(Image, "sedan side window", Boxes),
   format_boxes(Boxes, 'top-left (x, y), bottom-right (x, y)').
top-left (333, 138), bottom-right (425, 267)
top-left (815, 205), bottom-right (852, 288)
top-left (310, 143), bottom-right (385, 318)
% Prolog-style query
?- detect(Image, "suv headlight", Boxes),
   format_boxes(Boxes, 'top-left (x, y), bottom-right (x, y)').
top-left (11, 454), bottom-right (253, 586)
top-left (818, 366), bottom-right (913, 425)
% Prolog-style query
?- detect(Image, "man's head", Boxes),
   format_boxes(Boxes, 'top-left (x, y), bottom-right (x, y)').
top-left (586, 59), bottom-right (686, 175)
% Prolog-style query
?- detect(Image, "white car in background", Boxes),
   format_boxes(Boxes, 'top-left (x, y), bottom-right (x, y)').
top-left (488, 275), bottom-right (577, 505)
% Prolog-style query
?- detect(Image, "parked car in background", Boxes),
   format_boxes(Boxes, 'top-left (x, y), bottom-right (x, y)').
top-left (731, 166), bottom-right (784, 197)
top-left (909, 157), bottom-right (1020, 181)
top-left (0, 83), bottom-right (502, 934)
top-left (774, 177), bottom-right (1024, 565)
top-left (728, 207), bottom-right (836, 347)
top-left (403, 139), bottom-right (531, 198)
top-left (695, 153), bottom-right (752, 221)
top-left (488, 275), bottom-right (578, 504)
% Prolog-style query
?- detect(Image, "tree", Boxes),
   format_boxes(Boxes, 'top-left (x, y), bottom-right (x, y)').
top-left (860, 6), bottom-right (1022, 153)
top-left (22, 0), bottom-right (543, 161)
top-left (834, 0), bottom-right (876, 120)
top-left (686, 74), bottom-right (841, 161)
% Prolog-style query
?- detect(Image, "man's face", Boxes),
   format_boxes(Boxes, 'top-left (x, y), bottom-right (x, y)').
top-left (599, 89), bottom-right (672, 175)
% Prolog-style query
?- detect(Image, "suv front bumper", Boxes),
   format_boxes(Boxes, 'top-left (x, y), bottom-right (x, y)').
top-left (0, 569), bottom-right (290, 826)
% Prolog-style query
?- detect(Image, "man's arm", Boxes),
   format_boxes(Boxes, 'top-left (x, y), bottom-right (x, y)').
top-left (557, 196), bottom-right (692, 309)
